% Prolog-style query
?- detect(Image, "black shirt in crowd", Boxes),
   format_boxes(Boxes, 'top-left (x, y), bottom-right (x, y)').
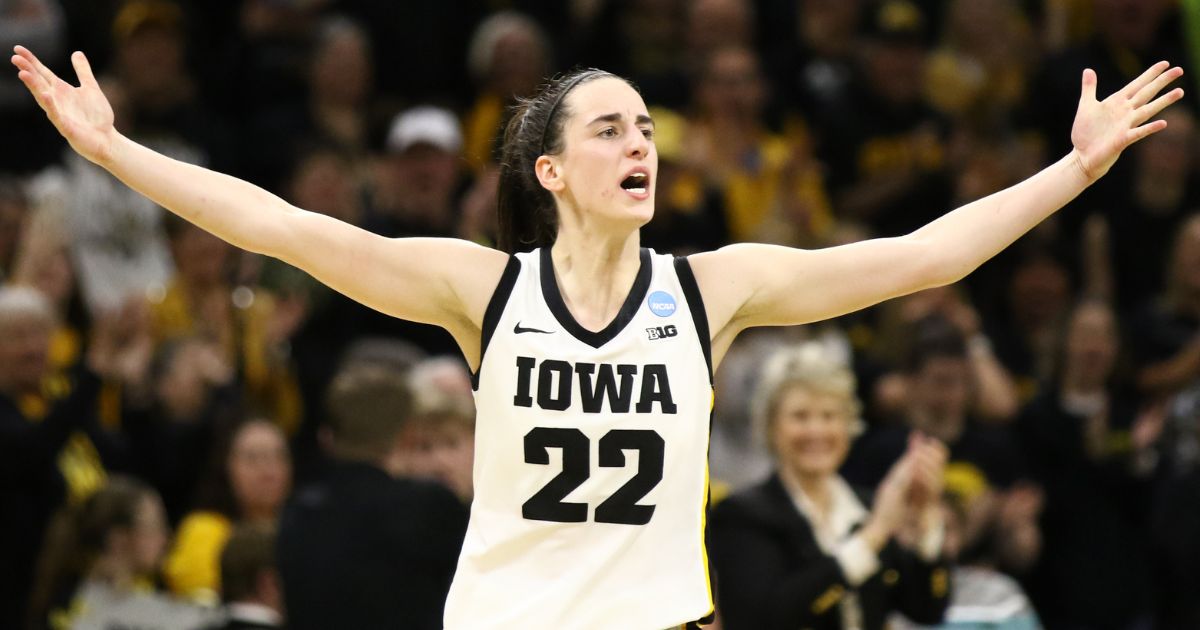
top-left (277, 459), bottom-right (468, 630)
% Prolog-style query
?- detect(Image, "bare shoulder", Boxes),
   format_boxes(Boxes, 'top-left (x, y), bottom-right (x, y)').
top-left (685, 243), bottom-right (796, 315)
top-left (685, 246), bottom-right (757, 315)
top-left (358, 236), bottom-right (512, 369)
top-left (680, 245), bottom-right (771, 364)
top-left (383, 237), bottom-right (513, 328)
top-left (441, 239), bottom-right (514, 324)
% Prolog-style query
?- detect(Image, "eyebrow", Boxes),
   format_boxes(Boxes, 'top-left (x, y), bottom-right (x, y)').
top-left (587, 113), bottom-right (655, 128)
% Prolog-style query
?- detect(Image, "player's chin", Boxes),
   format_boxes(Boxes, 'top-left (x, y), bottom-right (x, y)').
top-left (622, 196), bottom-right (655, 224)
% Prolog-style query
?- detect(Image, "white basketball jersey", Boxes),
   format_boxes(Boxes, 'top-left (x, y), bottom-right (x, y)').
top-left (444, 248), bottom-right (715, 630)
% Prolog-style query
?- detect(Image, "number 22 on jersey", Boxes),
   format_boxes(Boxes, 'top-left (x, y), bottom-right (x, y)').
top-left (522, 427), bottom-right (664, 525)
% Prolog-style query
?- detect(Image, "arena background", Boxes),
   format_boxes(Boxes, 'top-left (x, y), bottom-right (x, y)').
top-left (1, 0), bottom-right (1198, 628)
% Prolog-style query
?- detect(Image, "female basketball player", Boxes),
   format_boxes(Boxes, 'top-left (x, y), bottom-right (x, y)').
top-left (11, 45), bottom-right (1183, 629)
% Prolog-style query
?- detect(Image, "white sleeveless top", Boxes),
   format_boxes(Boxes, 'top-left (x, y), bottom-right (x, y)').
top-left (443, 248), bottom-right (715, 629)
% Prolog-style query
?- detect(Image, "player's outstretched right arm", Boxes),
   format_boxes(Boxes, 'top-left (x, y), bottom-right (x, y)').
top-left (11, 46), bottom-right (507, 364)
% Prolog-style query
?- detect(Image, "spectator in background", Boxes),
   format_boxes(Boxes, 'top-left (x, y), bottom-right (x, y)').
top-left (756, 0), bottom-right (865, 122)
top-left (28, 475), bottom-right (217, 630)
top-left (710, 343), bottom-right (949, 630)
top-left (686, 44), bottom-right (834, 246)
top-left (164, 419), bottom-right (291, 604)
top-left (576, 0), bottom-right (690, 110)
top-left (846, 317), bottom-right (1042, 576)
top-left (869, 286), bottom-right (1019, 424)
top-left (370, 105), bottom-right (466, 239)
top-left (1131, 214), bottom-right (1200, 397)
top-left (332, 1), bottom-right (479, 107)
top-left (1100, 107), bottom-right (1199, 312)
top-left (8, 201), bottom-right (92, 371)
top-left (244, 16), bottom-right (376, 192)
top-left (923, 0), bottom-right (1036, 126)
top-left (278, 363), bottom-right (467, 630)
top-left (149, 215), bottom-right (302, 435)
top-left (1150, 389), bottom-right (1200, 629)
top-left (0, 0), bottom-right (64, 173)
top-left (224, 0), bottom-right (328, 151)
top-left (815, 0), bottom-right (953, 239)
top-left (212, 524), bottom-right (284, 630)
top-left (1017, 299), bottom-right (1158, 629)
top-left (685, 0), bottom-right (755, 81)
top-left (638, 106), bottom-right (728, 253)
top-left (462, 11), bottom-right (551, 171)
top-left (396, 356), bottom-right (476, 502)
top-left (357, 106), bottom-right (466, 358)
top-left (984, 252), bottom-right (1074, 401)
top-left (336, 336), bottom-right (428, 379)
top-left (0, 286), bottom-right (144, 629)
top-left (109, 0), bottom-right (234, 171)
top-left (0, 176), bottom-right (30, 280)
top-left (126, 334), bottom-right (240, 524)
top-left (303, 17), bottom-right (374, 160)
top-left (892, 489), bottom-right (1041, 630)
top-left (711, 318), bottom-right (861, 493)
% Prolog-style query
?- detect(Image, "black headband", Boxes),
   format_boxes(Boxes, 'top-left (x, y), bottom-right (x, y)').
top-left (539, 72), bottom-right (596, 155)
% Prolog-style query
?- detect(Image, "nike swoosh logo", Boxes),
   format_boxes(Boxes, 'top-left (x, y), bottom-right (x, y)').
top-left (514, 322), bottom-right (554, 335)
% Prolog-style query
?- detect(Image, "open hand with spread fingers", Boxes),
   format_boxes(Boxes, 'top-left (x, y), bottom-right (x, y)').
top-left (1071, 61), bottom-right (1185, 181)
top-left (10, 46), bottom-right (117, 165)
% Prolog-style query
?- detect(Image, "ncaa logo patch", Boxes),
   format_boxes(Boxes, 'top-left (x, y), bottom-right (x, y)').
top-left (647, 291), bottom-right (676, 318)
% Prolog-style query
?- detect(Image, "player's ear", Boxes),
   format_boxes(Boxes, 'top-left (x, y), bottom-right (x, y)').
top-left (535, 155), bottom-right (565, 193)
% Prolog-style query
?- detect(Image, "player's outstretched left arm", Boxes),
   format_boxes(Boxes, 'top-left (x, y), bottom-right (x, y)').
top-left (691, 62), bottom-right (1184, 361)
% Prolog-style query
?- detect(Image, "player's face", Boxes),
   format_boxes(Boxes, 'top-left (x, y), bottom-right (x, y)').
top-left (552, 78), bottom-right (658, 230)
top-left (770, 386), bottom-right (852, 479)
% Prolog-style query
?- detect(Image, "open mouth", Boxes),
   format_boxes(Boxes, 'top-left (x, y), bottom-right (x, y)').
top-left (620, 171), bottom-right (649, 195)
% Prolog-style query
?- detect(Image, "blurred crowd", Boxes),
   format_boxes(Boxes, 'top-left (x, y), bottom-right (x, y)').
top-left (1, 0), bottom-right (1199, 628)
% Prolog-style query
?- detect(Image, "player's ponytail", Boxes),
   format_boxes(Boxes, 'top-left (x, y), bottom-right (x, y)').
top-left (497, 68), bottom-right (627, 253)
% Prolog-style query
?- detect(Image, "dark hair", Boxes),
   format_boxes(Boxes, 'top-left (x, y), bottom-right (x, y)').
top-left (220, 524), bottom-right (277, 603)
top-left (0, 175), bottom-right (28, 207)
top-left (1046, 296), bottom-right (1129, 389)
top-left (497, 68), bottom-right (630, 253)
top-left (325, 363), bottom-right (414, 460)
top-left (196, 417), bottom-right (289, 519)
top-left (28, 476), bottom-right (157, 629)
top-left (904, 315), bottom-right (968, 374)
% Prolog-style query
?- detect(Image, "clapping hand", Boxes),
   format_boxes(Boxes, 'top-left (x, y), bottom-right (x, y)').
top-left (905, 432), bottom-right (948, 511)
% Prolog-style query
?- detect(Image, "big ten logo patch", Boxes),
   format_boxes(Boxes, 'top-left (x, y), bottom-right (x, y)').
top-left (647, 291), bottom-right (677, 318)
top-left (647, 325), bottom-right (678, 340)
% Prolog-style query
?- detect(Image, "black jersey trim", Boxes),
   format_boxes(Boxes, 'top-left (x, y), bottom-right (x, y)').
top-left (673, 256), bottom-right (713, 384)
top-left (539, 247), bottom-right (652, 349)
top-left (471, 255), bottom-right (522, 391)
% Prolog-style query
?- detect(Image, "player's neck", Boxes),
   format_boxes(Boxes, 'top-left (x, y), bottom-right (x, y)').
top-left (549, 230), bottom-right (641, 333)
